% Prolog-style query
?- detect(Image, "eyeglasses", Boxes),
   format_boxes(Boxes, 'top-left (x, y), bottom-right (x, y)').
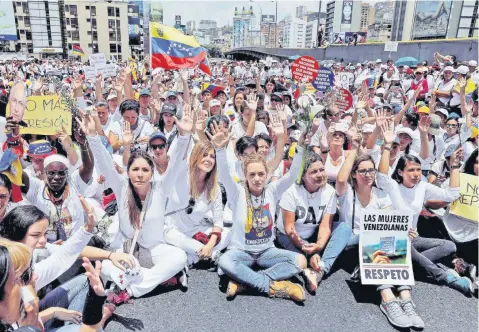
top-left (445, 124), bottom-right (458, 129)
top-left (186, 197), bottom-right (195, 215)
top-left (356, 168), bottom-right (376, 176)
top-left (327, 111), bottom-right (339, 117)
top-left (271, 98), bottom-right (282, 102)
top-left (150, 143), bottom-right (166, 150)
top-left (16, 264), bottom-right (33, 286)
top-left (46, 170), bottom-right (68, 178)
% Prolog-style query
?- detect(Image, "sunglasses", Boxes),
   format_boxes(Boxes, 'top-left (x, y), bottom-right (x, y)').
top-left (16, 264), bottom-right (33, 286)
top-left (150, 143), bottom-right (166, 150)
top-left (186, 197), bottom-right (195, 215)
top-left (445, 124), bottom-right (458, 128)
top-left (271, 98), bottom-right (282, 102)
top-left (356, 168), bottom-right (376, 176)
top-left (46, 170), bottom-right (68, 178)
top-left (327, 111), bottom-right (339, 117)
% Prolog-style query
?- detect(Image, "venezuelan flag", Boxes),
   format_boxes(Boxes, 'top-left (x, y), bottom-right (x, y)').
top-left (72, 45), bottom-right (85, 56)
top-left (199, 53), bottom-right (212, 76)
top-left (150, 22), bottom-right (206, 69)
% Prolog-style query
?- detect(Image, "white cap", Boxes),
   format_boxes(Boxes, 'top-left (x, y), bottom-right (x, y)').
top-left (209, 99), bottom-right (220, 107)
top-left (376, 59), bottom-right (382, 63)
top-left (404, 65), bottom-right (409, 69)
top-left (362, 123), bottom-right (375, 133)
top-left (435, 108), bottom-right (449, 118)
top-left (356, 63), bottom-right (361, 67)
top-left (380, 64), bottom-right (387, 69)
top-left (376, 87), bottom-right (385, 95)
top-left (396, 127), bottom-right (415, 139)
top-left (391, 74), bottom-right (400, 80)
top-left (443, 66), bottom-right (455, 73)
top-left (468, 60), bottom-right (477, 67)
top-left (457, 65), bottom-right (469, 75)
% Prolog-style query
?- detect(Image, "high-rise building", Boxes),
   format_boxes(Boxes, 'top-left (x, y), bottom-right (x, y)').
top-left (186, 20), bottom-right (196, 35)
top-left (368, 1), bottom-right (394, 42)
top-left (325, 1), bottom-right (335, 41)
top-left (296, 5), bottom-right (307, 19)
top-left (360, 2), bottom-right (370, 31)
top-left (232, 6), bottom-right (256, 48)
top-left (282, 15), bottom-right (307, 48)
top-left (260, 15), bottom-right (276, 47)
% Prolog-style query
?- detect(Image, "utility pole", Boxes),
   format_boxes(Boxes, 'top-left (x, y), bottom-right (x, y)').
top-left (316, 0), bottom-right (322, 47)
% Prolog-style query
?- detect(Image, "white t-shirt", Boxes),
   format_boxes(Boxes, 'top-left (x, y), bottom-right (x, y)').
top-left (231, 120), bottom-right (268, 140)
top-left (435, 79), bottom-right (457, 105)
top-left (337, 184), bottom-right (392, 234)
top-left (277, 183), bottom-right (336, 239)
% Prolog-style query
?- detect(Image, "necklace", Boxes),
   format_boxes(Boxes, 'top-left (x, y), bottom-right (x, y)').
top-left (155, 157), bottom-right (169, 174)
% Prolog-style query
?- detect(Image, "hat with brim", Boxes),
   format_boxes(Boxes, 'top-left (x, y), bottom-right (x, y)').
top-left (435, 108), bottom-right (449, 118)
top-left (27, 140), bottom-right (57, 159)
top-left (396, 127), bottom-right (414, 139)
top-left (428, 114), bottom-right (442, 136)
top-left (161, 103), bottom-right (177, 115)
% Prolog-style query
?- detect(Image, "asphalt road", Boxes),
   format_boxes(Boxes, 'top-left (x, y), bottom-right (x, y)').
top-left (105, 254), bottom-right (478, 332)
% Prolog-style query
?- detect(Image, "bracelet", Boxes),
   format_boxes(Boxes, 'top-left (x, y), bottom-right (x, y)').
top-left (450, 164), bottom-right (461, 169)
top-left (320, 148), bottom-right (330, 154)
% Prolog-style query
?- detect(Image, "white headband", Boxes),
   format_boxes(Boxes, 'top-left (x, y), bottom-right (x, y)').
top-left (44, 154), bottom-right (70, 169)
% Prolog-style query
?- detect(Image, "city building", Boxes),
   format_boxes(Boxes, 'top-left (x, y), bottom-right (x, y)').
top-left (174, 15), bottom-right (186, 34)
top-left (391, 0), bottom-right (477, 41)
top-left (260, 15), bottom-right (276, 47)
top-left (360, 2), bottom-right (371, 31)
top-left (367, 1), bottom-right (394, 42)
top-left (186, 20), bottom-right (196, 35)
top-left (66, 1), bottom-right (130, 61)
top-left (232, 6), bottom-right (256, 48)
top-left (282, 15), bottom-right (307, 48)
top-left (325, 1), bottom-right (336, 42)
top-left (296, 5), bottom-right (307, 19)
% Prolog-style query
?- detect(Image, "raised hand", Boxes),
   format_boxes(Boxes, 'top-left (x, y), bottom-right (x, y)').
top-left (150, 98), bottom-right (162, 116)
top-left (269, 112), bottom-right (284, 137)
top-left (275, 103), bottom-right (288, 122)
top-left (375, 109), bottom-right (389, 127)
top-left (346, 124), bottom-right (358, 139)
top-left (96, 72), bottom-right (103, 83)
top-left (464, 98), bottom-right (474, 114)
top-left (82, 258), bottom-right (106, 297)
top-left (56, 125), bottom-right (73, 149)
top-left (195, 109), bottom-right (208, 133)
top-left (180, 69), bottom-right (189, 81)
top-left (75, 108), bottom-right (97, 137)
top-left (175, 103), bottom-right (193, 135)
top-left (205, 120), bottom-right (231, 149)
top-left (79, 195), bottom-right (98, 232)
top-left (122, 121), bottom-right (133, 146)
top-left (380, 120), bottom-right (396, 145)
top-left (33, 78), bottom-right (44, 92)
top-left (245, 93), bottom-right (258, 113)
top-left (418, 116), bottom-right (431, 133)
top-left (458, 77), bottom-right (467, 91)
top-left (72, 75), bottom-right (83, 91)
top-left (450, 147), bottom-right (464, 166)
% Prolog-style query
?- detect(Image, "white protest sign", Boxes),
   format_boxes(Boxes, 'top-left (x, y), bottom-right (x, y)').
top-left (89, 53), bottom-right (106, 68)
top-left (384, 42), bottom-right (398, 52)
top-left (98, 63), bottom-right (117, 78)
top-left (359, 210), bottom-right (414, 286)
top-left (84, 66), bottom-right (97, 81)
top-left (338, 72), bottom-right (354, 89)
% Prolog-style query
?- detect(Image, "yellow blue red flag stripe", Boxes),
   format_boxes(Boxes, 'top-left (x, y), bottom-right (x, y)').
top-left (150, 22), bottom-right (206, 69)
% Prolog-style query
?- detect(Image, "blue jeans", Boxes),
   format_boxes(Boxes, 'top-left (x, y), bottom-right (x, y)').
top-left (277, 222), bottom-right (352, 274)
top-left (39, 275), bottom-right (89, 332)
top-left (218, 247), bottom-right (303, 294)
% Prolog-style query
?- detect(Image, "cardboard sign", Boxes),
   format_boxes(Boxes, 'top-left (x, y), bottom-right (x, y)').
top-left (335, 88), bottom-right (353, 112)
top-left (384, 42), bottom-right (398, 52)
top-left (311, 67), bottom-right (334, 92)
top-left (291, 56), bottom-right (319, 83)
top-left (338, 72), bottom-right (354, 89)
top-left (359, 210), bottom-right (414, 286)
top-left (89, 53), bottom-right (106, 68)
top-left (84, 64), bottom-right (117, 81)
top-left (84, 66), bottom-right (97, 81)
top-left (7, 95), bottom-right (72, 135)
top-left (450, 173), bottom-right (478, 221)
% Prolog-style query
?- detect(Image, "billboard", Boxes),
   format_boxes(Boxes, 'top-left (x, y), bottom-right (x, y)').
top-left (412, 0), bottom-right (453, 39)
top-left (0, 1), bottom-right (17, 40)
top-left (345, 32), bottom-right (367, 44)
top-left (261, 15), bottom-right (275, 24)
top-left (341, 1), bottom-right (353, 28)
top-left (150, 2), bottom-right (163, 23)
top-left (128, 3), bottom-right (141, 46)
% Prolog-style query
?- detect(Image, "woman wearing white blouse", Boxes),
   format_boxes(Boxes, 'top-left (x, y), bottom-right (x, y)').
top-left (378, 121), bottom-right (473, 297)
top-left (164, 140), bottom-right (232, 267)
top-left (85, 105), bottom-right (194, 305)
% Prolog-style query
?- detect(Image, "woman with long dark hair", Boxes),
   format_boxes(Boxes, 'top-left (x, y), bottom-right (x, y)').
top-left (164, 141), bottom-right (231, 267)
top-left (378, 121), bottom-right (474, 297)
top-left (85, 104), bottom-right (194, 304)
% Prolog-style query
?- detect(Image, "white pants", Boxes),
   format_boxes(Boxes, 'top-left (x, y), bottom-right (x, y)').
top-left (164, 226), bottom-right (232, 265)
top-left (101, 243), bottom-right (187, 298)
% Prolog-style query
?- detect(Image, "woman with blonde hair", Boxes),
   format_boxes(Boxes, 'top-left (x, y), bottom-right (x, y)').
top-left (208, 121), bottom-right (309, 302)
top-left (164, 140), bottom-right (231, 267)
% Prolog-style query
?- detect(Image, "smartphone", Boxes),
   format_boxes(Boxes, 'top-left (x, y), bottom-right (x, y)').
top-left (335, 122), bottom-right (349, 133)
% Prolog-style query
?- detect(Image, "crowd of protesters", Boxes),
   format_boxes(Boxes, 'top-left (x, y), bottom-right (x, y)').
top-left (0, 49), bottom-right (477, 331)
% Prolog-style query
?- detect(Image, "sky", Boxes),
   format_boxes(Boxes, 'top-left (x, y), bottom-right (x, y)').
top-left (160, 0), bottom-right (327, 28)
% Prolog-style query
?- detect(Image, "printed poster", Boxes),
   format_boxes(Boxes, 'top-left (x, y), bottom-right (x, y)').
top-left (359, 210), bottom-right (415, 286)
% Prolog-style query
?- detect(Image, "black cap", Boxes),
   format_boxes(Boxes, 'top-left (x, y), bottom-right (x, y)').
top-left (161, 103), bottom-right (177, 115)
